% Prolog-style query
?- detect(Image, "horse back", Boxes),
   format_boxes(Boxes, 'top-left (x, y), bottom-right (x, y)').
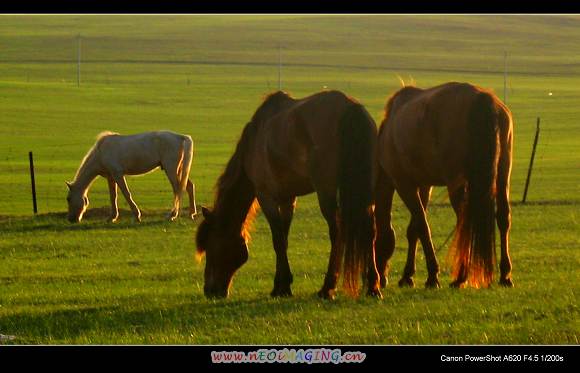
top-left (98, 131), bottom-right (190, 175)
top-left (247, 90), bottom-right (367, 197)
top-left (380, 82), bottom-right (503, 186)
top-left (286, 90), bottom-right (359, 148)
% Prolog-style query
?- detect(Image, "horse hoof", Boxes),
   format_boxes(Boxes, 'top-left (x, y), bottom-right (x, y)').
top-left (108, 217), bottom-right (118, 223)
top-left (425, 278), bottom-right (441, 289)
top-left (500, 278), bottom-right (514, 287)
top-left (398, 277), bottom-right (415, 288)
top-left (380, 276), bottom-right (388, 289)
top-left (367, 287), bottom-right (383, 299)
top-left (167, 211), bottom-right (179, 221)
top-left (449, 280), bottom-right (466, 288)
top-left (270, 288), bottom-right (293, 297)
top-left (317, 288), bottom-right (336, 300)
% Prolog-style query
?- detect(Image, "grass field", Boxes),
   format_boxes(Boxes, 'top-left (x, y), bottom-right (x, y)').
top-left (0, 15), bottom-right (578, 344)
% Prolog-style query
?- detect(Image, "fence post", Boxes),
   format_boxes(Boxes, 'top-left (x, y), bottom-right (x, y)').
top-left (522, 117), bottom-right (540, 204)
top-left (29, 151), bottom-right (38, 214)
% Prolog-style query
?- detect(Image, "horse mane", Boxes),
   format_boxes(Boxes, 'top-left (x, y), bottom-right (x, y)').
top-left (198, 92), bottom-right (297, 255)
top-left (396, 74), bottom-right (416, 88)
top-left (251, 90), bottom-right (293, 123)
top-left (379, 85), bottom-right (422, 136)
top-left (214, 123), bottom-right (254, 207)
top-left (211, 92), bottom-right (295, 242)
top-left (240, 200), bottom-right (260, 243)
top-left (96, 130), bottom-right (119, 141)
top-left (210, 120), bottom-right (261, 244)
top-left (73, 131), bottom-right (119, 183)
top-left (196, 199), bottom-right (258, 254)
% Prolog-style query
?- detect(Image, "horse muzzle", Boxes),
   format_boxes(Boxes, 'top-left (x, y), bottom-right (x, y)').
top-left (204, 285), bottom-right (229, 299)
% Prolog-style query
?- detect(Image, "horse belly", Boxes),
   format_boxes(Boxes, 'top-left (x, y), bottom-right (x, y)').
top-left (278, 174), bottom-right (314, 197)
top-left (266, 147), bottom-right (314, 198)
top-left (405, 148), bottom-right (466, 186)
top-left (120, 156), bottom-right (161, 175)
top-left (381, 135), bottom-right (441, 187)
top-left (124, 165), bottom-right (160, 176)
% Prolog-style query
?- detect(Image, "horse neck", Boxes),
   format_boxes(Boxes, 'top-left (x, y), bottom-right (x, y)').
top-left (73, 151), bottom-right (101, 192)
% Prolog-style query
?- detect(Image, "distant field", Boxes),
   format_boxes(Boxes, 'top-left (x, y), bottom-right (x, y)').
top-left (0, 15), bottom-right (578, 344)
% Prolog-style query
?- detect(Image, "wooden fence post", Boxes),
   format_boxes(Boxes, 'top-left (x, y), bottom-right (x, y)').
top-left (29, 151), bottom-right (38, 214)
top-left (522, 117), bottom-right (540, 204)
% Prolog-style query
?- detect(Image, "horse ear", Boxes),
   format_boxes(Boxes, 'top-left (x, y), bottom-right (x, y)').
top-left (201, 206), bottom-right (212, 219)
top-left (65, 181), bottom-right (72, 190)
top-left (396, 74), bottom-right (405, 88)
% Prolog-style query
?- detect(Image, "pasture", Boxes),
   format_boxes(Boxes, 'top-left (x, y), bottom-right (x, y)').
top-left (0, 15), bottom-right (578, 344)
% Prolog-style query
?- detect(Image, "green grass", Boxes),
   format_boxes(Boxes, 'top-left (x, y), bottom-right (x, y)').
top-left (0, 15), bottom-right (578, 345)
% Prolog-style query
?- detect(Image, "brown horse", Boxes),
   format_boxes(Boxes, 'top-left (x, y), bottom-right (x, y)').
top-left (196, 90), bottom-right (381, 299)
top-left (374, 82), bottom-right (514, 289)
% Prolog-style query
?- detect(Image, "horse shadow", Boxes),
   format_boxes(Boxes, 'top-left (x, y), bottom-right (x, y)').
top-left (0, 293), bottom-right (333, 344)
top-left (0, 208), bottom-right (198, 234)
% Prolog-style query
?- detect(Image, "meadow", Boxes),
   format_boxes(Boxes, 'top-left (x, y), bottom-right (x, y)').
top-left (0, 15), bottom-right (578, 344)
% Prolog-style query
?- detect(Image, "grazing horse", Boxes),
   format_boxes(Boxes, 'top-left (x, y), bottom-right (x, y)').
top-left (374, 82), bottom-right (514, 289)
top-left (66, 130), bottom-right (197, 223)
top-left (196, 90), bottom-right (381, 299)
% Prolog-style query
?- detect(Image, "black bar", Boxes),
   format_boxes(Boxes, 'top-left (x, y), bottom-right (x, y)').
top-left (2, 0), bottom-right (580, 14)
top-left (29, 151), bottom-right (38, 214)
top-left (0, 345), bottom-right (576, 370)
top-left (522, 118), bottom-right (540, 203)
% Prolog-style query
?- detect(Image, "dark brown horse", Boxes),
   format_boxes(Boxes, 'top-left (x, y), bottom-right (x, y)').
top-left (374, 82), bottom-right (514, 289)
top-left (196, 90), bottom-right (381, 299)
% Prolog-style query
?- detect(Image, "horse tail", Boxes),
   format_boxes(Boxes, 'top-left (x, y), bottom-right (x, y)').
top-left (177, 136), bottom-right (194, 193)
top-left (337, 103), bottom-right (377, 297)
top-left (452, 92), bottom-right (499, 287)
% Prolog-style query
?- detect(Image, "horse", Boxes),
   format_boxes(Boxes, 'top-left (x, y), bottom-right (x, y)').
top-left (66, 130), bottom-right (197, 223)
top-left (195, 90), bottom-right (382, 299)
top-left (374, 82), bottom-right (514, 289)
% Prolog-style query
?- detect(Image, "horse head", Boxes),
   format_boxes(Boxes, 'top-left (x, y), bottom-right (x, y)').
top-left (196, 206), bottom-right (249, 298)
top-left (66, 181), bottom-right (89, 223)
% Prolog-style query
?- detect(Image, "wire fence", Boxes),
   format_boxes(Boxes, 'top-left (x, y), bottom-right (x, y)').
top-left (0, 146), bottom-right (208, 217)
top-left (1, 35), bottom-right (578, 217)
top-left (0, 101), bottom-right (570, 219)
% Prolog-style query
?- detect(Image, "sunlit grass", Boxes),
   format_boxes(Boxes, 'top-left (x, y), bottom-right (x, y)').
top-left (0, 15), bottom-right (578, 345)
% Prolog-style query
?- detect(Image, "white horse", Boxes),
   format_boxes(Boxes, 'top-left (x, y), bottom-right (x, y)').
top-left (66, 130), bottom-right (197, 223)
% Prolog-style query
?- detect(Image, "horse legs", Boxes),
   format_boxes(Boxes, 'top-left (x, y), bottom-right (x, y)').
top-left (112, 174), bottom-right (141, 222)
top-left (186, 179), bottom-right (197, 219)
top-left (497, 135), bottom-right (514, 287)
top-left (397, 185), bottom-right (440, 288)
top-left (163, 167), bottom-right (182, 221)
top-left (257, 194), bottom-right (295, 297)
top-left (317, 193), bottom-right (341, 300)
top-left (374, 166), bottom-right (396, 288)
top-left (399, 186), bottom-right (433, 288)
top-left (106, 176), bottom-right (119, 223)
top-left (448, 184), bottom-right (468, 287)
